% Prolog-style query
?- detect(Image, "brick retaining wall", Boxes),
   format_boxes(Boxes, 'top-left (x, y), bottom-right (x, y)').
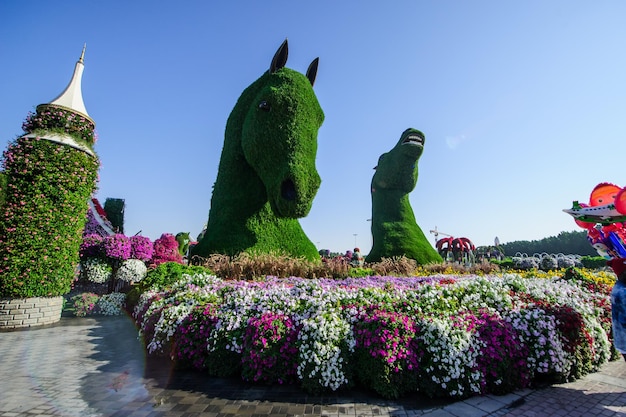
top-left (0, 296), bottom-right (63, 330)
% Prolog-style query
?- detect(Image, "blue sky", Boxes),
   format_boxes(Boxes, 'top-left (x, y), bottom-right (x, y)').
top-left (2, 1), bottom-right (626, 255)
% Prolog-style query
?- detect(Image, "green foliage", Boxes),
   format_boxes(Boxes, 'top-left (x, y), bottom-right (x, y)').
top-left (0, 171), bottom-right (5, 210)
top-left (580, 256), bottom-right (608, 269)
top-left (142, 262), bottom-right (211, 291)
top-left (348, 266), bottom-right (374, 277)
top-left (366, 129), bottom-right (442, 265)
top-left (103, 198), bottom-right (125, 233)
top-left (0, 133), bottom-right (99, 298)
top-left (192, 42), bottom-right (323, 262)
top-left (501, 230), bottom-right (596, 257)
top-left (126, 261), bottom-right (211, 307)
top-left (492, 258), bottom-right (515, 269)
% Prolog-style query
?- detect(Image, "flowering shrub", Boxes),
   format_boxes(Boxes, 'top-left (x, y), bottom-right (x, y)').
top-left (115, 259), bottom-right (148, 282)
top-left (80, 257), bottom-right (112, 283)
top-left (558, 257), bottom-right (577, 269)
top-left (241, 312), bottom-right (299, 384)
top-left (135, 274), bottom-right (221, 355)
top-left (96, 292), bottom-right (126, 315)
top-left (417, 314), bottom-right (483, 398)
top-left (79, 233), bottom-right (153, 293)
top-left (513, 256), bottom-right (539, 270)
top-left (173, 304), bottom-right (218, 370)
top-left (130, 235), bottom-right (154, 262)
top-left (132, 271), bottom-right (616, 400)
top-left (505, 307), bottom-right (570, 381)
top-left (151, 233), bottom-right (184, 266)
top-left (80, 234), bottom-right (104, 259)
top-left (541, 256), bottom-right (559, 271)
top-left (71, 292), bottom-right (100, 317)
top-left (472, 311), bottom-right (529, 394)
top-left (354, 308), bottom-right (420, 398)
top-left (297, 308), bottom-right (355, 394)
top-left (69, 292), bottom-right (126, 317)
top-left (103, 234), bottom-right (131, 261)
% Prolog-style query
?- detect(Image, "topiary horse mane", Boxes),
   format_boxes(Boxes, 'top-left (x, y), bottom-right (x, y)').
top-left (191, 40), bottom-right (324, 261)
top-left (366, 128), bottom-right (442, 264)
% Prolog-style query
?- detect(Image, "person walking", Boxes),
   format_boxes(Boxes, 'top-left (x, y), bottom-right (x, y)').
top-left (609, 257), bottom-right (626, 361)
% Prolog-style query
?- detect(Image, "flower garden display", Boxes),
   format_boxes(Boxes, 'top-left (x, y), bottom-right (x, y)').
top-left (366, 128), bottom-right (442, 265)
top-left (133, 270), bottom-right (616, 400)
top-left (78, 232), bottom-right (153, 293)
top-left (0, 48), bottom-right (99, 329)
top-left (70, 292), bottom-right (100, 317)
top-left (96, 292), bottom-right (126, 315)
top-left (80, 257), bottom-right (112, 283)
top-left (191, 39), bottom-right (323, 262)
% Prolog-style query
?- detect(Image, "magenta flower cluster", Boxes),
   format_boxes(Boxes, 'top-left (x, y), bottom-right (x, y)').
top-left (175, 305), bottom-right (217, 370)
top-left (130, 236), bottom-right (154, 262)
top-left (353, 308), bottom-right (422, 398)
top-left (80, 233), bottom-right (154, 263)
top-left (471, 311), bottom-right (530, 394)
top-left (151, 233), bottom-right (183, 266)
top-left (102, 234), bottom-right (132, 260)
top-left (241, 312), bottom-right (300, 384)
top-left (80, 234), bottom-right (104, 258)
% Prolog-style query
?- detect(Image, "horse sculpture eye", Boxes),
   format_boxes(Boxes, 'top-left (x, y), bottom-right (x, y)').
top-left (258, 100), bottom-right (271, 112)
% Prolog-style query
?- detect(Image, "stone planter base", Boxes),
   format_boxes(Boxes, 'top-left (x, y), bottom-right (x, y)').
top-left (0, 296), bottom-right (63, 330)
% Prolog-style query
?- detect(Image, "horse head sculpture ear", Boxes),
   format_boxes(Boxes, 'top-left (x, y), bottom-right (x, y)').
top-left (306, 58), bottom-right (319, 87)
top-left (270, 39), bottom-right (289, 73)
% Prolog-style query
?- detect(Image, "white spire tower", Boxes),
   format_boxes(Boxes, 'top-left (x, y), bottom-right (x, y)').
top-left (26, 44), bottom-right (97, 156)
top-left (49, 44), bottom-right (91, 120)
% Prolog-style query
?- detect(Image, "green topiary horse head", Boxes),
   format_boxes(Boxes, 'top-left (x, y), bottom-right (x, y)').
top-left (366, 128), bottom-right (442, 265)
top-left (175, 232), bottom-right (191, 256)
top-left (191, 40), bottom-right (324, 261)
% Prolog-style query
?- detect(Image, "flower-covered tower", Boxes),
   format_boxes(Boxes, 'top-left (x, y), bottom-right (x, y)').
top-left (0, 46), bottom-right (100, 309)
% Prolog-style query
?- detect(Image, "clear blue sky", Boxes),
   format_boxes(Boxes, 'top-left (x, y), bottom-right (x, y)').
top-left (2, 1), bottom-right (626, 254)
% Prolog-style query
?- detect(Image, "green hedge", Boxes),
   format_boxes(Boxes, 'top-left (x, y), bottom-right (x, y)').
top-left (126, 262), bottom-right (213, 307)
top-left (580, 256), bottom-right (608, 269)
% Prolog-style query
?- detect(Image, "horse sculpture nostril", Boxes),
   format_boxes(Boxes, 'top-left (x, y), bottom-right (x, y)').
top-left (281, 179), bottom-right (297, 201)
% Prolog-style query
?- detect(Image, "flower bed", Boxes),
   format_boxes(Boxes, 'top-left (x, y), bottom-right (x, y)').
top-left (132, 272), bottom-right (616, 400)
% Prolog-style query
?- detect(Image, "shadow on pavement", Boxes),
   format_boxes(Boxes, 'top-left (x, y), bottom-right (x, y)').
top-left (78, 315), bottom-right (454, 416)
top-left (495, 384), bottom-right (626, 416)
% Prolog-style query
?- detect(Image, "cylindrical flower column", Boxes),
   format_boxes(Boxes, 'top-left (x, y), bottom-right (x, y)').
top-left (0, 103), bottom-right (99, 328)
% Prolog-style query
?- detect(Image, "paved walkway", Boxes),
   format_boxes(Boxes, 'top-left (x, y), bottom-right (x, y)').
top-left (1, 315), bottom-right (625, 417)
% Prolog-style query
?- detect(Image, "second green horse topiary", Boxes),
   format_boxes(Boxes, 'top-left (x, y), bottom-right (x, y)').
top-left (366, 128), bottom-right (442, 265)
top-left (191, 40), bottom-right (324, 262)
